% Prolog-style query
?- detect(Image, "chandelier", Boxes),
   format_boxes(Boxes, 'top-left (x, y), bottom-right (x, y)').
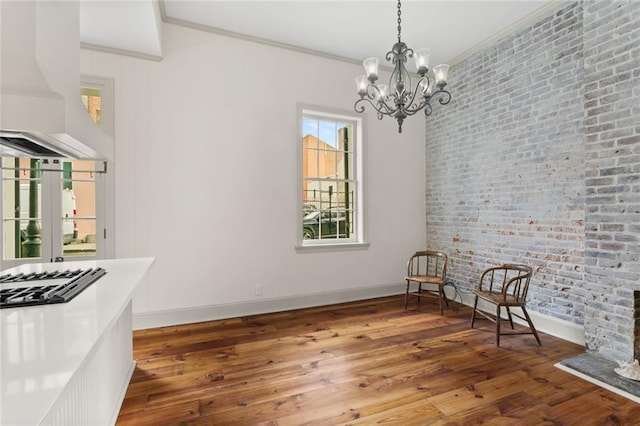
top-left (354, 0), bottom-right (452, 133)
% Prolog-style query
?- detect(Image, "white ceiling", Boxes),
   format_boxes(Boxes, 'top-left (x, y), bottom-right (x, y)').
top-left (80, 0), bottom-right (560, 65)
top-left (80, 0), bottom-right (163, 57)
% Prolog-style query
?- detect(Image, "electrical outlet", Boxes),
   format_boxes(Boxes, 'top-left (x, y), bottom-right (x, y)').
top-left (255, 284), bottom-right (263, 296)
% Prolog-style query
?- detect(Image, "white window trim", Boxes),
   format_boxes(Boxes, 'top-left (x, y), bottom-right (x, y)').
top-left (82, 75), bottom-right (115, 260)
top-left (295, 104), bottom-right (369, 253)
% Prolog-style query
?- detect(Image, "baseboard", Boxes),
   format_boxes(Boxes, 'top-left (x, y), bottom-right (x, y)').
top-left (133, 283), bottom-right (406, 330)
top-left (133, 283), bottom-right (586, 347)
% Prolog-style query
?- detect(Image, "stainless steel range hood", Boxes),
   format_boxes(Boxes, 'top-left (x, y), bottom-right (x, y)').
top-left (0, 1), bottom-right (113, 161)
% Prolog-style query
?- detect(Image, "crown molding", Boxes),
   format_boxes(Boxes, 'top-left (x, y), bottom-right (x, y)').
top-left (80, 42), bottom-right (163, 62)
top-left (161, 13), bottom-right (361, 67)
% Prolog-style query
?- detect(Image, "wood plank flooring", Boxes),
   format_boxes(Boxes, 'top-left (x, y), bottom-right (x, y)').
top-left (116, 296), bottom-right (640, 425)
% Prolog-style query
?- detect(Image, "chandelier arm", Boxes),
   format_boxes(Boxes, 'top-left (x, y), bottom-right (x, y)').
top-left (363, 84), bottom-right (399, 116)
top-left (361, 86), bottom-right (399, 116)
top-left (402, 101), bottom-right (429, 117)
top-left (429, 89), bottom-right (452, 106)
top-left (422, 102), bottom-right (433, 116)
top-left (363, 84), bottom-right (389, 104)
top-left (354, 98), bottom-right (369, 114)
top-left (354, 97), bottom-right (397, 117)
top-left (354, 97), bottom-right (381, 114)
top-left (377, 99), bottom-right (397, 116)
top-left (402, 76), bottom-right (430, 113)
top-left (364, 84), bottom-right (385, 102)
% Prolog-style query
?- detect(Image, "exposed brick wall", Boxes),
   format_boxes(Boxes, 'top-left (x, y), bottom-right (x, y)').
top-left (582, 0), bottom-right (640, 360)
top-left (426, 1), bottom-right (640, 360)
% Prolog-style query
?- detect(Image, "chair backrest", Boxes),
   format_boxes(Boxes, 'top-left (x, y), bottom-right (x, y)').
top-left (407, 250), bottom-right (447, 280)
top-left (479, 264), bottom-right (533, 303)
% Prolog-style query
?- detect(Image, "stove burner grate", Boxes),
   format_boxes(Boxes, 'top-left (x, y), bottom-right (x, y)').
top-left (0, 268), bottom-right (106, 309)
top-left (0, 269), bottom-right (86, 283)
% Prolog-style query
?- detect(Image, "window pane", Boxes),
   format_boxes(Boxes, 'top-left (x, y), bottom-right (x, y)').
top-left (302, 183), bottom-right (320, 215)
top-left (302, 142), bottom-right (319, 180)
top-left (81, 87), bottom-right (102, 127)
top-left (327, 149), bottom-right (339, 177)
top-left (1, 158), bottom-right (43, 260)
top-left (60, 161), bottom-right (97, 257)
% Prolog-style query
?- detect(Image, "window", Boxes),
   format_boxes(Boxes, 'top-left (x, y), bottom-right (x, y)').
top-left (81, 87), bottom-right (102, 127)
top-left (298, 106), bottom-right (366, 250)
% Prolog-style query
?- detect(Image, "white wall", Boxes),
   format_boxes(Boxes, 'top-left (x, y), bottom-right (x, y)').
top-left (80, 22), bottom-right (427, 327)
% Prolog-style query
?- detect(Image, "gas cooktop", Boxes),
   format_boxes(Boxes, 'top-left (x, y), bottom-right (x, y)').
top-left (0, 268), bottom-right (107, 309)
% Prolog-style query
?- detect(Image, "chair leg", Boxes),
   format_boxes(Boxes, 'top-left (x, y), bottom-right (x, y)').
top-left (496, 304), bottom-right (501, 347)
top-left (470, 296), bottom-right (479, 328)
top-left (417, 284), bottom-right (422, 307)
top-left (404, 281), bottom-right (410, 309)
top-left (440, 285), bottom-right (449, 309)
top-left (521, 307), bottom-right (542, 346)
top-left (437, 286), bottom-right (443, 315)
top-left (505, 306), bottom-right (515, 329)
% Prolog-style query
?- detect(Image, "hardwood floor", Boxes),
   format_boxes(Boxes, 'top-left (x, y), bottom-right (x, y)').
top-left (116, 296), bottom-right (640, 425)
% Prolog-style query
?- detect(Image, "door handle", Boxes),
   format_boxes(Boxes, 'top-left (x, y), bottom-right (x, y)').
top-left (54, 257), bottom-right (64, 262)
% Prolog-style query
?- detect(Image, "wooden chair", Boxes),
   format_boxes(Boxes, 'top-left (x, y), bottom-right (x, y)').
top-left (470, 264), bottom-right (541, 346)
top-left (404, 251), bottom-right (448, 315)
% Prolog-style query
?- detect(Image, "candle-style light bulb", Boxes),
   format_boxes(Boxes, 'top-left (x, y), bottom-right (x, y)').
top-left (363, 57), bottom-right (379, 83)
top-left (354, 75), bottom-right (367, 96)
top-left (433, 64), bottom-right (449, 87)
top-left (414, 48), bottom-right (431, 76)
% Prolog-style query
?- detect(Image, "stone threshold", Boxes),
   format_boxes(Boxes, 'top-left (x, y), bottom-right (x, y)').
top-left (555, 352), bottom-right (640, 404)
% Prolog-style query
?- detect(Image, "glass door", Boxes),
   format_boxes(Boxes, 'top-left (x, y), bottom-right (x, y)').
top-left (1, 158), bottom-right (105, 268)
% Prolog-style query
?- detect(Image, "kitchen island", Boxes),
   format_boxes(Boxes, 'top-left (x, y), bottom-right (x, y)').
top-left (1, 257), bottom-right (154, 425)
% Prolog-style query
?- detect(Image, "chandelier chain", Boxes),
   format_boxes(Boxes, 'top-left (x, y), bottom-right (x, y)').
top-left (397, 0), bottom-right (402, 42)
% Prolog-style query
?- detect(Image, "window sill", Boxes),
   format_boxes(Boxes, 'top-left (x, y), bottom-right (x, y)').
top-left (295, 241), bottom-right (370, 254)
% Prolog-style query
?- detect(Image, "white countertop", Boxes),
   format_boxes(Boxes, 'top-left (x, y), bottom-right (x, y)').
top-left (0, 257), bottom-right (154, 426)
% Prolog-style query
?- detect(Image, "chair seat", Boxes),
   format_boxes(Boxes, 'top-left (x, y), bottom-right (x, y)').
top-left (405, 275), bottom-right (444, 285)
top-left (474, 290), bottom-right (520, 306)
